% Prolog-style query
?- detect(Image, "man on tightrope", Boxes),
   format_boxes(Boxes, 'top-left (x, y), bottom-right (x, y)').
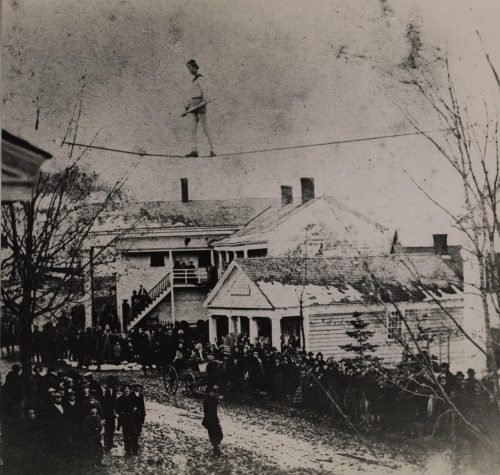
top-left (184, 59), bottom-right (216, 158)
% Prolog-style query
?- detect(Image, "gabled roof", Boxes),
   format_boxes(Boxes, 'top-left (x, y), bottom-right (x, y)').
top-left (213, 194), bottom-right (392, 253)
top-left (92, 198), bottom-right (279, 232)
top-left (2, 130), bottom-right (52, 160)
top-left (208, 255), bottom-right (463, 308)
top-left (2, 130), bottom-right (52, 202)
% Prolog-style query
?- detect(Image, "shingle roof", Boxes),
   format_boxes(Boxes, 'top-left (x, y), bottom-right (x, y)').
top-left (214, 195), bottom-right (391, 252)
top-left (235, 255), bottom-right (462, 307)
top-left (92, 198), bottom-right (279, 231)
top-left (403, 245), bottom-right (463, 279)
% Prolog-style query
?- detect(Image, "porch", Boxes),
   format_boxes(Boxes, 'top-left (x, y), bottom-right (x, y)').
top-left (208, 314), bottom-right (302, 350)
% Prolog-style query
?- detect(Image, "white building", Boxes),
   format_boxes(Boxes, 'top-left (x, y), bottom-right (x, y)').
top-left (212, 177), bottom-right (395, 274)
top-left (86, 178), bottom-right (277, 330)
top-left (203, 255), bottom-right (466, 369)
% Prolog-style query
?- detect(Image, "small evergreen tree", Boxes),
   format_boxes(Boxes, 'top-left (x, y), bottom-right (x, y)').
top-left (340, 312), bottom-right (378, 366)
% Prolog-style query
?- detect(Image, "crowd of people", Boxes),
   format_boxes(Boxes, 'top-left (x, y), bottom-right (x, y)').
top-left (58, 323), bottom-right (494, 440)
top-left (1, 365), bottom-right (146, 473)
top-left (199, 335), bottom-right (496, 438)
top-left (18, 322), bottom-right (500, 440)
top-left (27, 322), bottom-right (210, 371)
top-left (2, 321), bottom-right (499, 472)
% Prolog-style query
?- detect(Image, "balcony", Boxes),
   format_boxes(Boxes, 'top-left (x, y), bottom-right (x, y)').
top-left (173, 267), bottom-right (209, 286)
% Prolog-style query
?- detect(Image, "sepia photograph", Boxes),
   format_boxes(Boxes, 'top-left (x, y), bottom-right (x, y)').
top-left (1, 1), bottom-right (499, 473)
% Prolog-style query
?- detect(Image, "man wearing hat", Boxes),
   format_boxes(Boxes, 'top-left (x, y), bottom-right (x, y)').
top-left (202, 386), bottom-right (223, 456)
top-left (116, 384), bottom-right (138, 456)
top-left (84, 371), bottom-right (102, 395)
top-left (63, 389), bottom-right (81, 456)
top-left (130, 382), bottom-right (146, 452)
top-left (102, 376), bottom-right (119, 452)
top-left (83, 403), bottom-right (104, 468)
top-left (44, 391), bottom-right (69, 470)
top-left (81, 389), bottom-right (104, 419)
top-left (205, 354), bottom-right (220, 390)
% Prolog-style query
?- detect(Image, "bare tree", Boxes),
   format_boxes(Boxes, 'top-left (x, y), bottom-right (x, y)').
top-left (1, 158), bottom-right (124, 378)
top-left (402, 53), bottom-right (500, 413)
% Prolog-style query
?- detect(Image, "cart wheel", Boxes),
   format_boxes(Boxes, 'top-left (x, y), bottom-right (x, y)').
top-left (163, 365), bottom-right (178, 395)
top-left (184, 372), bottom-right (196, 396)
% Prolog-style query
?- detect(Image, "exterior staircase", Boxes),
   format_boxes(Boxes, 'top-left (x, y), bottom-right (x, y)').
top-left (128, 272), bottom-right (172, 330)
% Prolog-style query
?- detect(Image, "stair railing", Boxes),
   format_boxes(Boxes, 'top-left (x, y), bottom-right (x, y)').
top-left (131, 271), bottom-right (171, 318)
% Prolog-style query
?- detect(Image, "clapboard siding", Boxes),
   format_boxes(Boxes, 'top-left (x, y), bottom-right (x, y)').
top-left (308, 305), bottom-right (465, 367)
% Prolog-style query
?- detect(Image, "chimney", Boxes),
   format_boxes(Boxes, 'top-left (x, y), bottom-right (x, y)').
top-left (433, 234), bottom-right (448, 255)
top-left (281, 186), bottom-right (293, 206)
top-left (300, 177), bottom-right (315, 204)
top-left (181, 178), bottom-right (189, 203)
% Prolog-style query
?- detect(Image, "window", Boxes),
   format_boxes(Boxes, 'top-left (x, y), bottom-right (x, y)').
top-left (248, 248), bottom-right (268, 258)
top-left (150, 252), bottom-right (165, 267)
top-left (386, 311), bottom-right (403, 341)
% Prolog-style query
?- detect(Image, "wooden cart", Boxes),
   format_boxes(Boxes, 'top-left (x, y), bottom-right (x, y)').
top-left (163, 361), bottom-right (209, 396)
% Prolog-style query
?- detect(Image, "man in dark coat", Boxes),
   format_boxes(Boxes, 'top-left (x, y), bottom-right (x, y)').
top-left (63, 389), bottom-right (82, 460)
top-left (130, 383), bottom-right (146, 451)
top-left (205, 354), bottom-right (220, 390)
top-left (101, 377), bottom-right (119, 452)
top-left (116, 385), bottom-right (140, 456)
top-left (202, 386), bottom-right (223, 456)
top-left (44, 392), bottom-right (70, 470)
top-left (83, 405), bottom-right (104, 468)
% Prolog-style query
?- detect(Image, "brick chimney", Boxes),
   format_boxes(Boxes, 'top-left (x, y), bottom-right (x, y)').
top-left (433, 234), bottom-right (448, 255)
top-left (300, 177), bottom-right (315, 204)
top-left (181, 178), bottom-right (189, 203)
top-left (281, 186), bottom-right (293, 206)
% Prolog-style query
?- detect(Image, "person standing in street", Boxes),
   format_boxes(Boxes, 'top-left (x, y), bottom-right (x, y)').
top-left (116, 384), bottom-right (145, 456)
top-left (101, 376), bottom-right (118, 453)
top-left (202, 385), bottom-right (224, 456)
top-left (116, 385), bottom-right (136, 456)
top-left (82, 404), bottom-right (104, 468)
top-left (184, 59), bottom-right (216, 158)
top-left (130, 382), bottom-right (146, 454)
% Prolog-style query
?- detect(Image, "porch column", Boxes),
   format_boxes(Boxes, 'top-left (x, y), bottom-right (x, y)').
top-left (303, 312), bottom-right (310, 352)
top-left (217, 251), bottom-right (223, 277)
top-left (271, 317), bottom-right (282, 350)
top-left (249, 317), bottom-right (259, 343)
top-left (235, 316), bottom-right (242, 334)
top-left (169, 249), bottom-right (175, 323)
top-left (209, 316), bottom-right (217, 344)
top-left (230, 316), bottom-right (238, 334)
top-left (210, 250), bottom-right (215, 266)
top-left (243, 248), bottom-right (248, 258)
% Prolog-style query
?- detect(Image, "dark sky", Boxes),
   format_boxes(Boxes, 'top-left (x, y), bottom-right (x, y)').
top-left (3, 0), bottom-right (499, 245)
